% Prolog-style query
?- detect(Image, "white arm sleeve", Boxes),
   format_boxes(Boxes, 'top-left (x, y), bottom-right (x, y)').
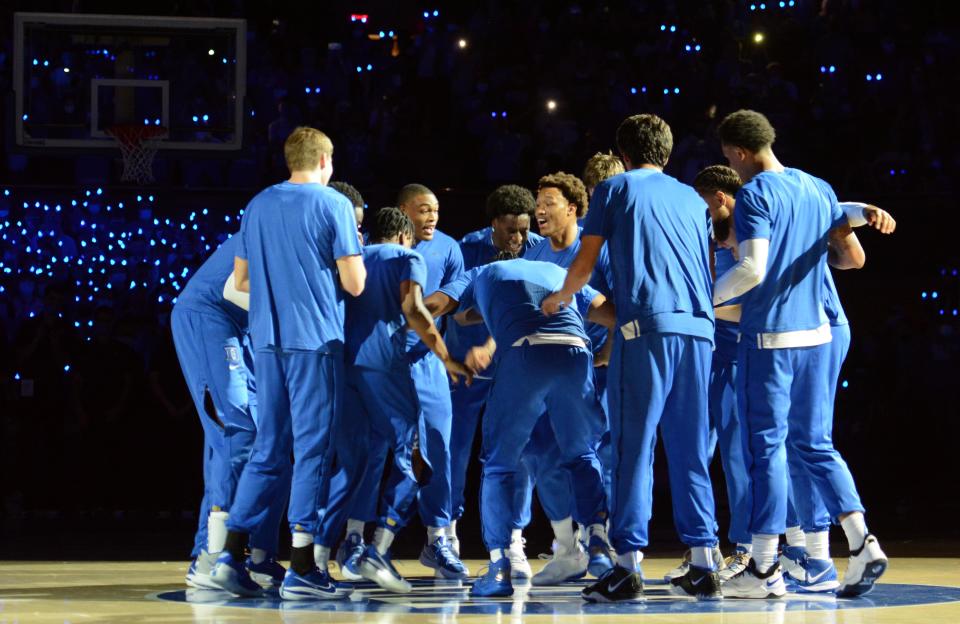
top-left (840, 201), bottom-right (868, 228)
top-left (223, 271), bottom-right (249, 311)
top-left (713, 238), bottom-right (769, 305)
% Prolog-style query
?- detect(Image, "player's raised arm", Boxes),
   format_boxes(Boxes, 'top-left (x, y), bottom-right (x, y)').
top-left (543, 235), bottom-right (604, 315)
top-left (400, 279), bottom-right (473, 385)
top-left (233, 257), bottom-right (250, 293)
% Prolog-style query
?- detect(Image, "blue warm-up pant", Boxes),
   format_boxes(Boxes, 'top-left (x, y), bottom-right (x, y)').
top-left (481, 343), bottom-right (606, 551)
top-left (738, 330), bottom-right (864, 537)
top-left (171, 307), bottom-right (287, 556)
top-left (707, 320), bottom-right (751, 546)
top-left (227, 348), bottom-right (342, 536)
top-left (607, 332), bottom-right (718, 554)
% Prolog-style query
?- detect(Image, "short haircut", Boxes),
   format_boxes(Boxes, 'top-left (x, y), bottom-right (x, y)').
top-left (582, 152), bottom-right (625, 190)
top-left (329, 181), bottom-right (364, 210)
top-left (717, 110), bottom-right (776, 152)
top-left (485, 184), bottom-right (536, 220)
top-left (372, 207), bottom-right (414, 241)
top-left (284, 126), bottom-right (333, 172)
top-left (538, 172), bottom-right (590, 218)
top-left (693, 165), bottom-right (743, 196)
top-left (616, 114), bottom-right (673, 169)
top-left (397, 183), bottom-right (435, 207)
top-left (493, 249), bottom-right (519, 262)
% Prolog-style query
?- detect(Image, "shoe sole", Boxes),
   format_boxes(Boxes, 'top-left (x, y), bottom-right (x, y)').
top-left (279, 587), bottom-right (353, 601)
top-left (837, 559), bottom-right (888, 598)
top-left (667, 584), bottom-right (723, 601)
top-left (360, 562), bottom-right (413, 593)
top-left (186, 575), bottom-right (222, 590)
top-left (725, 590), bottom-right (786, 599)
top-left (582, 591), bottom-right (645, 603)
top-left (531, 568), bottom-right (588, 586)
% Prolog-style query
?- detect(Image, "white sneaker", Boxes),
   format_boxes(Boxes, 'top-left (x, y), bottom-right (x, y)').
top-left (664, 546), bottom-right (723, 582)
top-left (186, 551), bottom-right (220, 589)
top-left (719, 549), bottom-right (751, 583)
top-left (531, 544), bottom-right (588, 586)
top-left (837, 534), bottom-right (888, 597)
top-left (507, 538), bottom-right (532, 579)
top-left (722, 560), bottom-right (787, 599)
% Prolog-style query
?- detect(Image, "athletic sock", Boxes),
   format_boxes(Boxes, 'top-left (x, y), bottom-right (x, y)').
top-left (551, 517), bottom-right (577, 554)
top-left (207, 510), bottom-right (229, 554)
top-left (223, 531), bottom-right (249, 563)
top-left (510, 528), bottom-right (523, 545)
top-left (785, 526), bottom-right (806, 548)
top-left (752, 534), bottom-right (779, 571)
top-left (447, 520), bottom-right (458, 540)
top-left (691, 546), bottom-right (717, 571)
top-left (805, 530), bottom-right (830, 560)
top-left (737, 542), bottom-right (753, 554)
top-left (840, 513), bottom-right (868, 552)
top-left (346, 519), bottom-right (365, 540)
top-left (373, 526), bottom-right (396, 555)
top-left (290, 545), bottom-right (314, 576)
top-left (314, 545), bottom-right (331, 569)
top-left (616, 550), bottom-right (643, 573)
top-left (490, 548), bottom-right (503, 563)
top-left (587, 523), bottom-right (608, 543)
top-left (291, 531), bottom-right (313, 548)
top-left (426, 526), bottom-right (446, 544)
top-left (250, 548), bottom-right (267, 564)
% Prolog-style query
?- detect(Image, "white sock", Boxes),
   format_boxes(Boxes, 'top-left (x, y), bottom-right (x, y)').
top-left (314, 544), bottom-right (331, 568)
top-left (510, 528), bottom-right (523, 545)
top-left (587, 523), bottom-right (608, 543)
top-left (551, 517), bottom-right (577, 554)
top-left (785, 526), bottom-right (806, 548)
top-left (207, 510), bottom-right (229, 554)
top-left (840, 513), bottom-right (868, 551)
top-left (805, 530), bottom-right (830, 560)
top-left (250, 548), bottom-right (267, 564)
top-left (616, 550), bottom-right (643, 572)
top-left (738, 543), bottom-right (753, 554)
top-left (346, 519), bottom-right (365, 539)
top-left (373, 527), bottom-right (396, 555)
top-left (447, 520), bottom-right (458, 539)
top-left (690, 546), bottom-right (717, 571)
top-left (752, 534), bottom-right (780, 571)
top-left (291, 531), bottom-right (313, 548)
top-left (490, 548), bottom-right (503, 563)
top-left (427, 526), bottom-right (445, 543)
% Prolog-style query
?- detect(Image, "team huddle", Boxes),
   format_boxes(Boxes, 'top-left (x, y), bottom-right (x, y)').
top-left (171, 110), bottom-right (896, 603)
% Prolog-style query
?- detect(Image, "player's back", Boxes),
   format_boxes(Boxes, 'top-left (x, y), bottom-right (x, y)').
top-left (239, 181), bottom-right (358, 352)
top-left (586, 169), bottom-right (713, 339)
top-left (734, 168), bottom-right (843, 337)
top-left (346, 244), bottom-right (426, 372)
top-left (176, 234), bottom-right (247, 328)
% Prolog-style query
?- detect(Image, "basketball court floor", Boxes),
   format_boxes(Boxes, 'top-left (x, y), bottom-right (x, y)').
top-left (3, 557), bottom-right (959, 623)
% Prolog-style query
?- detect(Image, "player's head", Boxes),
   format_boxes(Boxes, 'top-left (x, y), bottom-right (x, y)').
top-left (615, 114), bottom-right (673, 170)
top-left (717, 109), bottom-right (776, 182)
top-left (329, 180), bottom-right (365, 228)
top-left (284, 126), bottom-right (334, 184)
top-left (485, 184), bottom-right (536, 255)
top-left (536, 172), bottom-right (589, 238)
top-left (694, 165), bottom-right (742, 248)
top-left (372, 207), bottom-right (415, 248)
top-left (397, 183), bottom-right (439, 242)
top-left (582, 152), bottom-right (625, 197)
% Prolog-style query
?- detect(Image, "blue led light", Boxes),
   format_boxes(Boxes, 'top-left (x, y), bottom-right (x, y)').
top-left (876, 73), bottom-right (882, 81)
top-left (932, 291), bottom-right (939, 299)
top-left (685, 45), bottom-right (691, 52)
top-left (202, 114), bottom-right (209, 122)
top-left (367, 64), bottom-right (373, 71)
top-left (866, 74), bottom-right (872, 81)
top-left (660, 24), bottom-right (666, 31)
top-left (433, 10), bottom-right (439, 16)
top-left (674, 87), bottom-right (680, 94)
top-left (750, 4), bottom-right (756, 10)
top-left (192, 115), bottom-right (199, 122)
top-left (357, 66), bottom-right (363, 73)
top-left (841, 380), bottom-right (848, 389)
top-left (22, 113), bottom-right (28, 121)
top-left (829, 65), bottom-right (836, 73)
top-left (305, 87), bottom-right (312, 93)
top-left (669, 25), bottom-right (676, 32)
top-left (922, 291), bottom-right (928, 299)
top-left (64, 365), bottom-right (71, 372)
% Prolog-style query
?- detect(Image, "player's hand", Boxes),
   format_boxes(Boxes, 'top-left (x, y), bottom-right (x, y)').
top-left (444, 359), bottom-right (474, 387)
top-left (863, 205), bottom-right (896, 234)
top-left (465, 345), bottom-right (493, 373)
top-left (593, 340), bottom-right (612, 368)
top-left (542, 291), bottom-right (571, 316)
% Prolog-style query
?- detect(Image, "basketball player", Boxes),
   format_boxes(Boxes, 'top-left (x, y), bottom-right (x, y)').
top-left (328, 181), bottom-right (365, 233)
top-left (714, 110), bottom-right (890, 599)
top-left (209, 127), bottom-right (365, 600)
top-left (544, 114), bottom-right (722, 602)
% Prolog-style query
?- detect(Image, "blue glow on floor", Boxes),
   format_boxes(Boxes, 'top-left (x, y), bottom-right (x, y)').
top-left (155, 578), bottom-right (960, 615)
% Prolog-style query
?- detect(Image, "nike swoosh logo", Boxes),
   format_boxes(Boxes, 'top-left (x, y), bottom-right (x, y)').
top-left (608, 575), bottom-right (632, 592)
top-left (807, 568), bottom-right (832, 583)
top-left (691, 575), bottom-right (707, 586)
top-left (766, 580), bottom-right (781, 588)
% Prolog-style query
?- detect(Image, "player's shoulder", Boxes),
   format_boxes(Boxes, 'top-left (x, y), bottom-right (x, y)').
top-left (526, 237), bottom-right (551, 258)
top-left (431, 228), bottom-right (458, 247)
top-left (525, 231), bottom-right (545, 248)
top-left (459, 227), bottom-right (492, 246)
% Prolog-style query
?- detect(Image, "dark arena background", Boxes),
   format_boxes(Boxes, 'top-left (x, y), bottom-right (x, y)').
top-left (1, 1), bottom-right (959, 622)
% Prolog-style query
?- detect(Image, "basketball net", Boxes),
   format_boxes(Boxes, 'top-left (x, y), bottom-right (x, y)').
top-left (106, 125), bottom-right (167, 185)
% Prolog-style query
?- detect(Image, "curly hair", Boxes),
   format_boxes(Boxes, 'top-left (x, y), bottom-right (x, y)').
top-left (717, 110), bottom-right (776, 152)
top-left (616, 114), bottom-right (673, 169)
top-left (372, 206), bottom-right (414, 242)
top-left (582, 152), bottom-right (625, 190)
top-left (693, 165), bottom-right (742, 196)
top-left (538, 172), bottom-right (590, 218)
top-left (485, 184), bottom-right (536, 220)
top-left (329, 180), bottom-right (365, 209)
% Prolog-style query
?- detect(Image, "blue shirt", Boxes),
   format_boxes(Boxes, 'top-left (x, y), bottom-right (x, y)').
top-left (733, 168), bottom-right (845, 337)
top-left (237, 181), bottom-right (362, 352)
top-left (458, 259), bottom-right (599, 354)
top-left (405, 230), bottom-right (465, 359)
top-left (346, 244), bottom-right (428, 371)
top-left (176, 234), bottom-right (247, 329)
top-left (823, 268), bottom-right (848, 327)
top-left (525, 229), bottom-right (614, 355)
top-left (583, 169), bottom-right (714, 342)
top-left (446, 227), bottom-right (544, 360)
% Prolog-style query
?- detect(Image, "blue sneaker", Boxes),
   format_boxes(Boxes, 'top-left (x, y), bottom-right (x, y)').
top-left (785, 556), bottom-right (840, 593)
top-left (335, 533), bottom-right (365, 581)
top-left (209, 551), bottom-right (263, 597)
top-left (359, 545), bottom-right (412, 593)
top-left (246, 556), bottom-right (286, 588)
top-left (279, 567), bottom-right (354, 601)
top-left (420, 536), bottom-right (469, 580)
top-left (470, 558), bottom-right (513, 597)
top-left (186, 551), bottom-right (220, 589)
top-left (587, 534), bottom-right (615, 578)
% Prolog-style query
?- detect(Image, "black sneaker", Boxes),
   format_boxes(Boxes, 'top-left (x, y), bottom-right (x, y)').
top-left (581, 565), bottom-right (645, 603)
top-left (668, 564), bottom-right (723, 601)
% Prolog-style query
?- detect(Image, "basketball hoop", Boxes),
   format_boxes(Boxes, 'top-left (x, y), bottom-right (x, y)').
top-left (106, 125), bottom-right (167, 185)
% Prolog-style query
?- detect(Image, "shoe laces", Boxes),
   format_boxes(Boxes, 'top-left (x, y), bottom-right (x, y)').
top-left (432, 540), bottom-right (460, 566)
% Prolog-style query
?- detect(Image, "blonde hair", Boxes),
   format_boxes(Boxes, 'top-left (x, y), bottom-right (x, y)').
top-left (583, 152), bottom-right (625, 190)
top-left (284, 127), bottom-right (334, 172)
